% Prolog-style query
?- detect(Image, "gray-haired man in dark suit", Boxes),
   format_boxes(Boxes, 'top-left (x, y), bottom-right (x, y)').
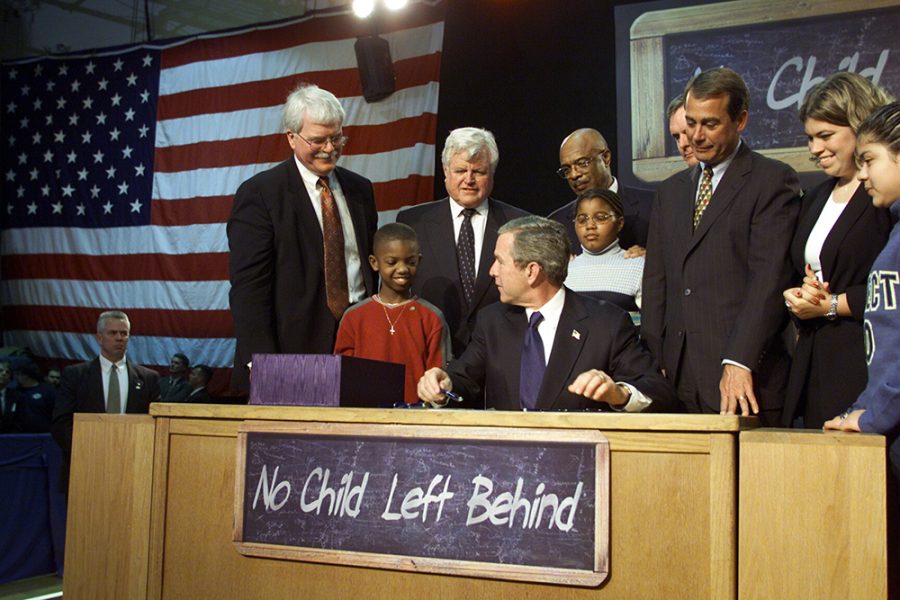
top-left (51, 310), bottom-right (160, 487)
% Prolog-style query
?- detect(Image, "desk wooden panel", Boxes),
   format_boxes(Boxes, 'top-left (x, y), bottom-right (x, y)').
top-left (63, 414), bottom-right (155, 600)
top-left (739, 429), bottom-right (887, 600)
top-left (147, 406), bottom-right (746, 600)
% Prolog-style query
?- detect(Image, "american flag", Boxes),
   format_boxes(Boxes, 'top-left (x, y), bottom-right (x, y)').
top-left (0, 1), bottom-right (444, 394)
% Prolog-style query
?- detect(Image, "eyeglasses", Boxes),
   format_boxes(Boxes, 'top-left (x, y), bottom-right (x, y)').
top-left (556, 150), bottom-right (606, 179)
top-left (574, 212), bottom-right (618, 226)
top-left (293, 131), bottom-right (349, 150)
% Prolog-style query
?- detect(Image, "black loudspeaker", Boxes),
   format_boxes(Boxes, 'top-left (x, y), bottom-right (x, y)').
top-left (354, 35), bottom-right (396, 103)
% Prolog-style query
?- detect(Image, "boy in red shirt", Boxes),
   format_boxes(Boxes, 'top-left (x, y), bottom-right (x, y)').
top-left (334, 223), bottom-right (451, 405)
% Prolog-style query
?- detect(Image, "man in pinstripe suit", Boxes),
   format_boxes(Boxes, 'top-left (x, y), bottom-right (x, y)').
top-left (642, 68), bottom-right (801, 425)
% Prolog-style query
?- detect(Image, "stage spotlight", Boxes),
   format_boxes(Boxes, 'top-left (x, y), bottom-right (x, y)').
top-left (352, 0), bottom-right (375, 18)
top-left (385, 0), bottom-right (409, 10)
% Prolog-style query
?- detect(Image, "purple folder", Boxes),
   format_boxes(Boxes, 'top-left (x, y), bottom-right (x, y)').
top-left (248, 354), bottom-right (405, 408)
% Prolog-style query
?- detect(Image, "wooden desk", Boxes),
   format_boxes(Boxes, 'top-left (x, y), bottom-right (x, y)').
top-left (60, 406), bottom-right (887, 599)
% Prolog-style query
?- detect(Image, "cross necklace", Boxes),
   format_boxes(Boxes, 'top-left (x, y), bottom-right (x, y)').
top-left (374, 294), bottom-right (417, 335)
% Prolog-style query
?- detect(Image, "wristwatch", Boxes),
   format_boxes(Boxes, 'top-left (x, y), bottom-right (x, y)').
top-left (825, 293), bottom-right (839, 321)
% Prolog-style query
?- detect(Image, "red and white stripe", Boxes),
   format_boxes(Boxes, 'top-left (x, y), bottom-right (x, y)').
top-left (1, 1), bottom-right (444, 393)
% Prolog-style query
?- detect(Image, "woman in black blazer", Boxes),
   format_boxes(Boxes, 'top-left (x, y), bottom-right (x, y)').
top-left (782, 72), bottom-right (895, 428)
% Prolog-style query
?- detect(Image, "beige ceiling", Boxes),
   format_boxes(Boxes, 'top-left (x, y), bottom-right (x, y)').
top-left (1, 0), bottom-right (353, 61)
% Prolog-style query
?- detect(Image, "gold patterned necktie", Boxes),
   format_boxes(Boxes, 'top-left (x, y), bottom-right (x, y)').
top-left (693, 166), bottom-right (714, 230)
top-left (319, 176), bottom-right (349, 320)
top-left (108, 363), bottom-right (122, 414)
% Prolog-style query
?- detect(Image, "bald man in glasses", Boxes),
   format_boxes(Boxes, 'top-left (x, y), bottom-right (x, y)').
top-left (548, 128), bottom-right (653, 258)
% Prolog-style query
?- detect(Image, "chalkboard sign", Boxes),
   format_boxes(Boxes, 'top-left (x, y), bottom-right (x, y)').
top-left (664, 8), bottom-right (899, 152)
top-left (234, 422), bottom-right (609, 587)
top-left (622, 0), bottom-right (900, 183)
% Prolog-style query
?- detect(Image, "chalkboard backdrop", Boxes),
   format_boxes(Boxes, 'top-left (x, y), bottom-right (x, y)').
top-left (616, 0), bottom-right (900, 186)
top-left (664, 8), bottom-right (899, 154)
top-left (234, 423), bottom-right (610, 586)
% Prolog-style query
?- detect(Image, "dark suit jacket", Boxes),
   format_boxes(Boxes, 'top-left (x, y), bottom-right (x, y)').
top-left (228, 159), bottom-right (378, 393)
top-left (11, 383), bottom-right (56, 433)
top-left (447, 289), bottom-right (678, 411)
top-left (159, 375), bottom-right (190, 403)
top-left (642, 143), bottom-right (801, 417)
top-left (548, 182), bottom-right (654, 254)
top-left (186, 387), bottom-right (212, 403)
top-left (781, 179), bottom-right (893, 427)
top-left (396, 197), bottom-right (529, 357)
top-left (51, 357), bottom-right (160, 487)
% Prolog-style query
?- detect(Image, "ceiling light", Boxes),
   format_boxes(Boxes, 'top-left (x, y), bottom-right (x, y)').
top-left (352, 0), bottom-right (375, 18)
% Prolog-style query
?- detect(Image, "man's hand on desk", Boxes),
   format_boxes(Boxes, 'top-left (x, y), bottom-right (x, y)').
top-left (567, 369), bottom-right (630, 407)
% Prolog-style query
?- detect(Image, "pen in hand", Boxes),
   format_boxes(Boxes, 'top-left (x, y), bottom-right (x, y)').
top-left (443, 390), bottom-right (464, 403)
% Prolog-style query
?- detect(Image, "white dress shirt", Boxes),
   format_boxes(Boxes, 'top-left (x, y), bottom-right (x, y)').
top-left (294, 156), bottom-right (367, 303)
top-left (804, 188), bottom-right (847, 282)
top-left (608, 176), bottom-right (620, 194)
top-left (448, 197), bottom-right (490, 276)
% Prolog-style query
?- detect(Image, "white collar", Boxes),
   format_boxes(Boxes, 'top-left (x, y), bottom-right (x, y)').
top-left (525, 286), bottom-right (566, 323)
top-left (581, 239), bottom-right (622, 256)
top-left (700, 139), bottom-right (742, 177)
top-left (294, 155), bottom-right (336, 188)
top-left (99, 354), bottom-right (127, 371)
top-left (449, 196), bottom-right (489, 217)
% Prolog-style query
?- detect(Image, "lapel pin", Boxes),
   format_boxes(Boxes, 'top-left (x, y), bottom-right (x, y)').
top-left (572, 329), bottom-right (581, 340)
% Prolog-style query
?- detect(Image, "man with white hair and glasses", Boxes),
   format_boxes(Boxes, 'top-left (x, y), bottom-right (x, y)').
top-left (228, 84), bottom-right (378, 394)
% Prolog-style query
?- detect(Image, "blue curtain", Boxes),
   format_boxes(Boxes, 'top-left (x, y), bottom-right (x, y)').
top-left (0, 434), bottom-right (66, 583)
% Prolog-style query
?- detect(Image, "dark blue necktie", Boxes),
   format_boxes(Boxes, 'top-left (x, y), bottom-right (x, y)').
top-left (519, 311), bottom-right (546, 410)
top-left (457, 208), bottom-right (477, 306)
